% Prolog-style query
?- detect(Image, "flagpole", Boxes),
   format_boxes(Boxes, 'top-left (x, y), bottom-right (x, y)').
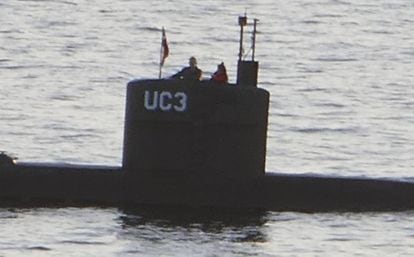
top-left (158, 27), bottom-right (169, 79)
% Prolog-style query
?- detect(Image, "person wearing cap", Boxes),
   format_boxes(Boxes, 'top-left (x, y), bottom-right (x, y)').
top-left (171, 56), bottom-right (202, 81)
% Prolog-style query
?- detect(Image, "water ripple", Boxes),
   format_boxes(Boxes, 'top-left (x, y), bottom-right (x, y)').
top-left (1, 0), bottom-right (414, 256)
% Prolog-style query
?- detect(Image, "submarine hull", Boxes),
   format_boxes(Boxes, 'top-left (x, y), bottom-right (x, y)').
top-left (1, 163), bottom-right (414, 212)
top-left (1, 80), bottom-right (413, 212)
top-left (4, 17), bottom-right (411, 212)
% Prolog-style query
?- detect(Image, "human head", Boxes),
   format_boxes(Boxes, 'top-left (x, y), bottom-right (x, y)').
top-left (218, 62), bottom-right (226, 72)
top-left (189, 56), bottom-right (197, 68)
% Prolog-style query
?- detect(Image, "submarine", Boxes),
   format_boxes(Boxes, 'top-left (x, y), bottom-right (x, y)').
top-left (1, 16), bottom-right (414, 212)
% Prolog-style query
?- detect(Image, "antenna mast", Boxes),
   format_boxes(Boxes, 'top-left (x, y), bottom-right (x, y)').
top-left (236, 15), bottom-right (259, 88)
top-left (238, 15), bottom-right (247, 62)
top-left (251, 18), bottom-right (259, 61)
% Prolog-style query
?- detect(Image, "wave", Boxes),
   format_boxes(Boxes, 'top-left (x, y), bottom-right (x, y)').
top-left (292, 127), bottom-right (358, 134)
top-left (313, 57), bottom-right (359, 62)
top-left (59, 240), bottom-right (107, 245)
top-left (26, 246), bottom-right (52, 251)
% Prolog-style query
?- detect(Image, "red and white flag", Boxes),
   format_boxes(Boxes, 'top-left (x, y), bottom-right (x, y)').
top-left (160, 27), bottom-right (169, 66)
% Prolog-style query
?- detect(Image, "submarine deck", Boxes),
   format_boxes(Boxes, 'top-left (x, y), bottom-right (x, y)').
top-left (1, 163), bottom-right (413, 212)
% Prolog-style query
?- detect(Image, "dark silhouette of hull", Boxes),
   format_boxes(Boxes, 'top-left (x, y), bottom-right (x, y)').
top-left (1, 162), bottom-right (413, 212)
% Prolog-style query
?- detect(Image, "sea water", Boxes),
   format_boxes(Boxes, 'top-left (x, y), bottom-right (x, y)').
top-left (1, 0), bottom-right (414, 256)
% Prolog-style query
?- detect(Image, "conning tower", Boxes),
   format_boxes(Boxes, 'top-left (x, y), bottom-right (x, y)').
top-left (122, 16), bottom-right (268, 178)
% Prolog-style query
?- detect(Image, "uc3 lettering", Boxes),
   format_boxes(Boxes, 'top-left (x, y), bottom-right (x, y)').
top-left (144, 90), bottom-right (187, 112)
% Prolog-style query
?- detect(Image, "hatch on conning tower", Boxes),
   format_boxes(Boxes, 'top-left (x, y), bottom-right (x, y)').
top-left (236, 15), bottom-right (259, 88)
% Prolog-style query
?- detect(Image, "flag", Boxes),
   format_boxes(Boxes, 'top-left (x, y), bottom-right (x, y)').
top-left (160, 27), bottom-right (169, 66)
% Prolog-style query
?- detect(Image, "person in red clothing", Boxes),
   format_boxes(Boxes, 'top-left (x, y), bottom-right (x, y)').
top-left (210, 62), bottom-right (228, 84)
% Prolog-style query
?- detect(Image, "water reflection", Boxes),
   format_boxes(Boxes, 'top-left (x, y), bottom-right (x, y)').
top-left (118, 205), bottom-right (269, 244)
